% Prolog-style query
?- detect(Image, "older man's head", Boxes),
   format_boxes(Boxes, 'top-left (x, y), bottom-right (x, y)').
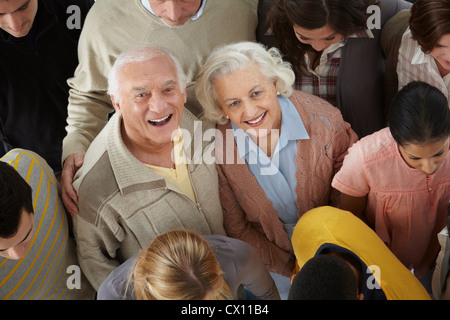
top-left (108, 46), bottom-right (187, 152)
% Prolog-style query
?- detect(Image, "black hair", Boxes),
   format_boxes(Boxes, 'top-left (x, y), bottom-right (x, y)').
top-left (0, 161), bottom-right (33, 238)
top-left (267, 0), bottom-right (379, 74)
top-left (288, 254), bottom-right (358, 300)
top-left (389, 81), bottom-right (450, 146)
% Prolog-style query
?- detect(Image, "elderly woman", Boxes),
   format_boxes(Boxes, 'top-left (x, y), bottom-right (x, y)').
top-left (195, 41), bottom-right (358, 278)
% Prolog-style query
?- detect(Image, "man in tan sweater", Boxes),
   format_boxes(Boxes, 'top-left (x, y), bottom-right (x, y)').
top-left (61, 0), bottom-right (258, 215)
top-left (72, 46), bottom-right (226, 290)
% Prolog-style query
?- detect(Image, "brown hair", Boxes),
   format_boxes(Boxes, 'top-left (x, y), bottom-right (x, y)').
top-left (266, 0), bottom-right (379, 74)
top-left (409, 0), bottom-right (450, 53)
top-left (132, 229), bottom-right (232, 300)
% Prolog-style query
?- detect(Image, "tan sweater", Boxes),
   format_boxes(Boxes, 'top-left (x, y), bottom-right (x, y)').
top-left (63, 0), bottom-right (258, 161)
top-left (72, 110), bottom-right (226, 290)
top-left (216, 91), bottom-right (358, 276)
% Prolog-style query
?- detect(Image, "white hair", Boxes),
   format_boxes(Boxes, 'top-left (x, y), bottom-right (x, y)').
top-left (107, 46), bottom-right (187, 101)
top-left (195, 41), bottom-right (295, 124)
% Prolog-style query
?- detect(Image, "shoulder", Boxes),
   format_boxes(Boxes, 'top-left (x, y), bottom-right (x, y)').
top-left (80, 0), bottom-right (135, 31)
top-left (378, 0), bottom-right (412, 26)
top-left (288, 90), bottom-right (346, 129)
top-left (381, 9), bottom-right (410, 56)
top-left (349, 127), bottom-right (395, 161)
top-left (208, 0), bottom-right (258, 11)
top-left (0, 148), bottom-right (57, 183)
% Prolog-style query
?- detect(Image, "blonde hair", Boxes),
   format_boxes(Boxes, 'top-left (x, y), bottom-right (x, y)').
top-left (195, 41), bottom-right (295, 124)
top-left (132, 229), bottom-right (232, 300)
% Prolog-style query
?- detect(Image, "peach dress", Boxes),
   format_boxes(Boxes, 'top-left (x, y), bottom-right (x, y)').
top-left (332, 128), bottom-right (450, 279)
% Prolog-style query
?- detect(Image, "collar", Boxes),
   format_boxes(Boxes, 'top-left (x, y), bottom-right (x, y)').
top-left (231, 96), bottom-right (309, 159)
top-left (402, 28), bottom-right (432, 66)
top-left (106, 112), bottom-right (197, 195)
top-left (141, 0), bottom-right (207, 21)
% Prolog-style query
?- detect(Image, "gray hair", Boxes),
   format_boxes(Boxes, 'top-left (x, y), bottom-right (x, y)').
top-left (107, 46), bottom-right (187, 101)
top-left (195, 41), bottom-right (295, 124)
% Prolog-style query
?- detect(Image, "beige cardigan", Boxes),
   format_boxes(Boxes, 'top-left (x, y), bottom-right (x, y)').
top-left (216, 90), bottom-right (358, 277)
top-left (72, 110), bottom-right (226, 290)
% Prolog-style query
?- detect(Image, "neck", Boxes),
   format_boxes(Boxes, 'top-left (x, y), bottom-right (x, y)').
top-left (121, 126), bottom-right (175, 169)
top-left (250, 129), bottom-right (280, 158)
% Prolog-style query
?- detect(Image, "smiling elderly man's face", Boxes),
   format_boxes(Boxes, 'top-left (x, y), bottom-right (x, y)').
top-left (0, 0), bottom-right (38, 38)
top-left (112, 55), bottom-right (186, 151)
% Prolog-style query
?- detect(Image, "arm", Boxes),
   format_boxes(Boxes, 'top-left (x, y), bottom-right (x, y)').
top-left (331, 139), bottom-right (372, 222)
top-left (234, 239), bottom-right (281, 300)
top-left (72, 213), bottom-right (121, 291)
top-left (61, 152), bottom-right (84, 216)
top-left (62, 3), bottom-right (115, 162)
top-left (338, 192), bottom-right (369, 223)
top-left (217, 164), bottom-right (294, 277)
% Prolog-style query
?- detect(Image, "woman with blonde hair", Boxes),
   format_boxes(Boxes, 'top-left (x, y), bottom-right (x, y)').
top-left (194, 41), bottom-right (357, 292)
top-left (97, 228), bottom-right (280, 300)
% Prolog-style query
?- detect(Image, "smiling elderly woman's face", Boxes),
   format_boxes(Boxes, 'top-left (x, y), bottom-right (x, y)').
top-left (213, 62), bottom-right (282, 140)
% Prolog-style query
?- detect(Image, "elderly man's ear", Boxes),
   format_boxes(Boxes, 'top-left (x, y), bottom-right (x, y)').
top-left (110, 95), bottom-right (122, 116)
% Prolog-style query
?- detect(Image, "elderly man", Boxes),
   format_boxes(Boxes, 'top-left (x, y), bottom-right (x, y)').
top-left (61, 0), bottom-right (258, 215)
top-left (0, 0), bottom-right (93, 174)
top-left (72, 46), bottom-right (226, 290)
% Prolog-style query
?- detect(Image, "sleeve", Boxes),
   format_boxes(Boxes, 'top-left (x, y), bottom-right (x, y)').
top-left (232, 239), bottom-right (281, 300)
top-left (97, 276), bottom-right (122, 300)
top-left (97, 257), bottom-right (136, 300)
top-left (62, 3), bottom-right (115, 161)
top-left (396, 31), bottom-right (417, 91)
top-left (432, 229), bottom-right (450, 300)
top-left (332, 120), bottom-right (359, 173)
top-left (331, 142), bottom-right (370, 197)
top-left (216, 163), bottom-right (294, 277)
top-left (72, 213), bottom-right (122, 291)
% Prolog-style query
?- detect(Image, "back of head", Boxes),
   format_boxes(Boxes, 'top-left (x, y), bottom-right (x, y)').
top-left (133, 229), bottom-right (231, 300)
top-left (388, 81), bottom-right (450, 146)
top-left (410, 0), bottom-right (450, 53)
top-left (0, 161), bottom-right (33, 239)
top-left (288, 254), bottom-right (358, 300)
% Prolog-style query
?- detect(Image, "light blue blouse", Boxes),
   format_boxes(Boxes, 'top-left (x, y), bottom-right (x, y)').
top-left (231, 96), bottom-right (309, 239)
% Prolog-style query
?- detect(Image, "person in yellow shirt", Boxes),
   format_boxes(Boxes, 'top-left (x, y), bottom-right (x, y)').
top-left (289, 206), bottom-right (431, 300)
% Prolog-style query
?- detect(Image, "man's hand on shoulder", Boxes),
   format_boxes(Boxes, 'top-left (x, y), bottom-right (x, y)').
top-left (61, 152), bottom-right (84, 216)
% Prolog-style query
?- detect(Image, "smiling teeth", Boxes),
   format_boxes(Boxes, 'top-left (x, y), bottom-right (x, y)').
top-left (247, 112), bottom-right (266, 124)
top-left (149, 115), bottom-right (170, 124)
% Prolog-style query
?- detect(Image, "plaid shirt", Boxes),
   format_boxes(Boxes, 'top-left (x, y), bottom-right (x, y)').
top-left (295, 27), bottom-right (374, 107)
